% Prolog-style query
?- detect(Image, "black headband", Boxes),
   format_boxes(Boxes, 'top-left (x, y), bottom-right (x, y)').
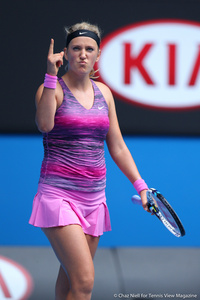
top-left (66, 30), bottom-right (100, 48)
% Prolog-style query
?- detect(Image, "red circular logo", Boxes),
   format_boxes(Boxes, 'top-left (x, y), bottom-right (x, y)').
top-left (0, 255), bottom-right (33, 300)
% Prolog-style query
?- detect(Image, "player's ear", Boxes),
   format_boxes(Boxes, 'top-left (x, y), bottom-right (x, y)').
top-left (64, 47), bottom-right (68, 61)
top-left (96, 49), bottom-right (101, 62)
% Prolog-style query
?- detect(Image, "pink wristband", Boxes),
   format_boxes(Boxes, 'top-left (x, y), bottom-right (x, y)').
top-left (44, 73), bottom-right (57, 89)
top-left (133, 179), bottom-right (148, 194)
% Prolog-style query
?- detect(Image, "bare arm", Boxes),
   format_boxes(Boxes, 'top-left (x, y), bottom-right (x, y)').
top-left (35, 39), bottom-right (64, 133)
top-left (105, 87), bottom-right (141, 184)
top-left (96, 82), bottom-right (149, 210)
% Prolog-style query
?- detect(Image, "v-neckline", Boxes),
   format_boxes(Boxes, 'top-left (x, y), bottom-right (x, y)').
top-left (61, 78), bottom-right (95, 111)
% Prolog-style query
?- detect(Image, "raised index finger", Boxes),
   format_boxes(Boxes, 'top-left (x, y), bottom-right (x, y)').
top-left (48, 38), bottom-right (54, 56)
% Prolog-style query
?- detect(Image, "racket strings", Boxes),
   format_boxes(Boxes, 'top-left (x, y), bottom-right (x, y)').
top-left (147, 189), bottom-right (185, 237)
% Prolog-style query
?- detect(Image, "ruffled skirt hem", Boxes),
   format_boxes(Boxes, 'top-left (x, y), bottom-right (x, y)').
top-left (29, 183), bottom-right (111, 237)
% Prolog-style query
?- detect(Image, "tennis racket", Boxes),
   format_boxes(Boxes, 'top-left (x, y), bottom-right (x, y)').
top-left (131, 188), bottom-right (185, 237)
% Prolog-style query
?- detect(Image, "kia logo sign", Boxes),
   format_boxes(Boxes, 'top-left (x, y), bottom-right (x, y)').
top-left (0, 256), bottom-right (33, 299)
top-left (98, 20), bottom-right (200, 110)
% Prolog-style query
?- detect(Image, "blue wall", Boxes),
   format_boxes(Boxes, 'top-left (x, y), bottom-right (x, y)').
top-left (1, 135), bottom-right (199, 247)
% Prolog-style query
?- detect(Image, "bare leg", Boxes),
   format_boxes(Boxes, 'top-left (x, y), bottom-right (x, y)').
top-left (55, 233), bottom-right (100, 300)
top-left (42, 225), bottom-right (100, 300)
top-left (55, 266), bottom-right (70, 300)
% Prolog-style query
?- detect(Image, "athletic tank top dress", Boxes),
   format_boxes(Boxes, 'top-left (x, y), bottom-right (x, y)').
top-left (29, 78), bottom-right (112, 236)
top-left (39, 78), bottom-right (109, 192)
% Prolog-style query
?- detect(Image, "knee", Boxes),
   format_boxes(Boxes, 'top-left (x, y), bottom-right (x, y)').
top-left (72, 272), bottom-right (95, 295)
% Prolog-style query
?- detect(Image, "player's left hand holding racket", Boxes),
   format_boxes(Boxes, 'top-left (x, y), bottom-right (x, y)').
top-left (132, 188), bottom-right (185, 237)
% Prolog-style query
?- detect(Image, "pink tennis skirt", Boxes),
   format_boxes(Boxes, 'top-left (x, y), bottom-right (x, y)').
top-left (29, 183), bottom-right (111, 237)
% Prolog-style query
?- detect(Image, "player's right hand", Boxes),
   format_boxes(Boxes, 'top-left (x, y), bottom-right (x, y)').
top-left (47, 39), bottom-right (64, 76)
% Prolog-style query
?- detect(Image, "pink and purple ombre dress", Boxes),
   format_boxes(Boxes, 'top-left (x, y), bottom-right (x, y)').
top-left (29, 78), bottom-right (111, 236)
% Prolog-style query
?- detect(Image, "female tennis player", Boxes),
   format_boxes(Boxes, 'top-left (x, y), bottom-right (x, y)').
top-left (29, 21), bottom-right (149, 300)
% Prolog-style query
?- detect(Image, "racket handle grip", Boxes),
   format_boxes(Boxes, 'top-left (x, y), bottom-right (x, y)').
top-left (131, 195), bottom-right (142, 206)
top-left (132, 194), bottom-right (155, 213)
